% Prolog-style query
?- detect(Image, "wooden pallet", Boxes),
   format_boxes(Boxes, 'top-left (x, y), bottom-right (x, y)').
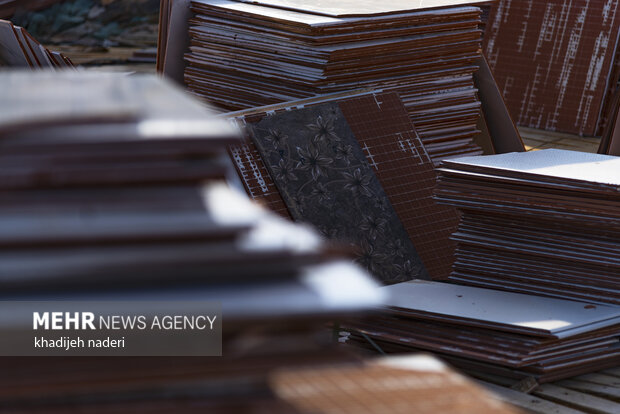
top-left (480, 368), bottom-right (620, 414)
top-left (519, 126), bottom-right (601, 153)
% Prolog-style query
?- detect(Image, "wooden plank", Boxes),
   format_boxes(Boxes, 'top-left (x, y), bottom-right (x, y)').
top-left (478, 381), bottom-right (587, 414)
top-left (471, 372), bottom-right (518, 387)
top-left (518, 127), bottom-right (600, 154)
top-left (557, 379), bottom-right (620, 401)
top-left (533, 384), bottom-right (620, 414)
top-left (572, 373), bottom-right (620, 387)
top-left (600, 367), bottom-right (620, 378)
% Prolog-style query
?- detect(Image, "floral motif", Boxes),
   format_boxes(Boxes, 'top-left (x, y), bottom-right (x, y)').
top-left (355, 238), bottom-right (384, 275)
top-left (291, 194), bottom-right (306, 214)
top-left (296, 146), bottom-right (333, 181)
top-left (251, 103), bottom-right (428, 285)
top-left (387, 239), bottom-right (407, 258)
top-left (310, 182), bottom-right (331, 203)
top-left (317, 225), bottom-right (340, 240)
top-left (374, 249), bottom-right (398, 265)
top-left (264, 128), bottom-right (288, 148)
top-left (373, 197), bottom-right (390, 212)
top-left (272, 159), bottom-right (297, 183)
top-left (342, 168), bottom-right (373, 197)
top-left (335, 144), bottom-right (354, 165)
top-left (306, 115), bottom-right (339, 143)
top-left (394, 260), bottom-right (421, 280)
top-left (359, 215), bottom-right (388, 240)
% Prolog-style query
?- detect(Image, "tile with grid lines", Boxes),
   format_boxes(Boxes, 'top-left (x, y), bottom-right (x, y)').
top-left (483, 0), bottom-right (620, 136)
top-left (228, 91), bottom-right (459, 280)
top-left (247, 99), bottom-right (430, 284)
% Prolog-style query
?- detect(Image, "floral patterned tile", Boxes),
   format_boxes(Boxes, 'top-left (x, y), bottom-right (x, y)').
top-left (248, 102), bottom-right (429, 284)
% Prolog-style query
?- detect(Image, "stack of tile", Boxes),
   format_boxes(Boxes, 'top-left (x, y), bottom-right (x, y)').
top-left (484, 0), bottom-right (620, 136)
top-left (269, 355), bottom-right (519, 414)
top-left (0, 69), bottom-right (375, 304)
top-left (476, 1), bottom-right (493, 35)
top-left (434, 149), bottom-right (620, 305)
top-left (0, 254), bottom-right (382, 410)
top-left (345, 280), bottom-right (620, 383)
top-left (226, 91), bottom-right (461, 282)
top-left (0, 19), bottom-right (73, 68)
top-left (0, 70), bottom-right (389, 410)
top-left (0, 355), bottom-right (518, 413)
top-left (169, 0), bottom-right (491, 163)
top-left (0, 70), bottom-right (235, 192)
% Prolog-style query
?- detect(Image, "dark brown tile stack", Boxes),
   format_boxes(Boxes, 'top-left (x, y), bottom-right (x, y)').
top-left (179, 0), bottom-right (490, 164)
top-left (434, 149), bottom-right (620, 305)
top-left (345, 280), bottom-right (620, 384)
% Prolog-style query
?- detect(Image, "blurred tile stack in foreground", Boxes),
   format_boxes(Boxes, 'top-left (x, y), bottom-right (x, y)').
top-left (1, 354), bottom-right (519, 413)
top-left (0, 19), bottom-right (73, 68)
top-left (0, 70), bottom-right (389, 412)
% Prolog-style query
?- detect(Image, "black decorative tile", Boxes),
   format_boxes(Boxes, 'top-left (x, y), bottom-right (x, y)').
top-left (248, 102), bottom-right (429, 284)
